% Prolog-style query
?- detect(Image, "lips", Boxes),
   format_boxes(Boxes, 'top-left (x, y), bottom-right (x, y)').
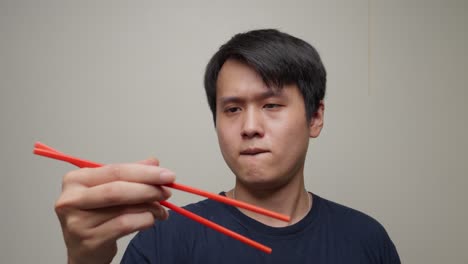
top-left (240, 148), bottom-right (269, 155)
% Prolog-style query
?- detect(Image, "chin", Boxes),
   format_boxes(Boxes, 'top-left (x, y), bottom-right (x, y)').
top-left (236, 173), bottom-right (288, 192)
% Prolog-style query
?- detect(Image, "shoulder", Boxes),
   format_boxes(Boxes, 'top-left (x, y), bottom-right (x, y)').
top-left (317, 195), bottom-right (386, 235)
top-left (316, 195), bottom-right (401, 263)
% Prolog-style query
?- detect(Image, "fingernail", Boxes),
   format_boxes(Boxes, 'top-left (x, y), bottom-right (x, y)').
top-left (146, 157), bottom-right (159, 165)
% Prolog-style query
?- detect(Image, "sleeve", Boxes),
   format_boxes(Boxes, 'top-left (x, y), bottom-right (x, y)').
top-left (361, 219), bottom-right (401, 264)
top-left (375, 226), bottom-right (400, 264)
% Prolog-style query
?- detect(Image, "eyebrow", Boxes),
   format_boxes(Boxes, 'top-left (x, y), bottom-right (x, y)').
top-left (218, 90), bottom-right (283, 106)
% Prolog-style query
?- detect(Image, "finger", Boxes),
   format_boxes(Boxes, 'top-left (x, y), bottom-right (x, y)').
top-left (92, 211), bottom-right (158, 243)
top-left (153, 201), bottom-right (169, 220)
top-left (66, 163), bottom-right (175, 187)
top-left (75, 203), bottom-right (167, 228)
top-left (63, 181), bottom-right (172, 209)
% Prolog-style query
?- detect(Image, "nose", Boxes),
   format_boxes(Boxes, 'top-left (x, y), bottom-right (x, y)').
top-left (241, 108), bottom-right (264, 139)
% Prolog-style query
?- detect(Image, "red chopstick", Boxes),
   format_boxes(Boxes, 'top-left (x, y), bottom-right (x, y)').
top-left (33, 143), bottom-right (289, 222)
top-left (34, 142), bottom-right (290, 253)
top-left (159, 201), bottom-right (272, 253)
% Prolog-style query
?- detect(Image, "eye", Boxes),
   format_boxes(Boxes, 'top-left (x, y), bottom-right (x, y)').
top-left (264, 104), bottom-right (281, 109)
top-left (225, 107), bottom-right (241, 113)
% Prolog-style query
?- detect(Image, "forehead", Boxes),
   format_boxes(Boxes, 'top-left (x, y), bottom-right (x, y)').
top-left (216, 59), bottom-right (280, 98)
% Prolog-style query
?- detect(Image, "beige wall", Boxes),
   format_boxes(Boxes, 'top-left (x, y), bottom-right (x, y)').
top-left (1, 0), bottom-right (467, 263)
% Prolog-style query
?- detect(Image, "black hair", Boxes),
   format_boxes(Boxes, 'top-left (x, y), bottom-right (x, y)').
top-left (204, 28), bottom-right (326, 124)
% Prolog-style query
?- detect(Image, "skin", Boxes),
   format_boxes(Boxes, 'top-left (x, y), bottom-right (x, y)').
top-left (55, 58), bottom-right (324, 263)
top-left (216, 59), bottom-right (324, 226)
top-left (55, 158), bottom-right (175, 264)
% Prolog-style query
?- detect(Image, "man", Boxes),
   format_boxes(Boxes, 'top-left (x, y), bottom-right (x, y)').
top-left (55, 29), bottom-right (400, 263)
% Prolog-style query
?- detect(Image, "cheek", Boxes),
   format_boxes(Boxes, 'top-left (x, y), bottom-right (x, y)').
top-left (216, 124), bottom-right (236, 152)
top-left (270, 118), bottom-right (310, 151)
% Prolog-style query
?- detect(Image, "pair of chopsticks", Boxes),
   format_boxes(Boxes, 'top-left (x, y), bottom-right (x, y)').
top-left (33, 142), bottom-right (290, 253)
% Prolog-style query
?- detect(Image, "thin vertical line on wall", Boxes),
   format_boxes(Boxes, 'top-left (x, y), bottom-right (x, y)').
top-left (368, 0), bottom-right (372, 96)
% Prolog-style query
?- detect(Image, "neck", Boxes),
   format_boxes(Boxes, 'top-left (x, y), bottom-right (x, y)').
top-left (229, 174), bottom-right (312, 227)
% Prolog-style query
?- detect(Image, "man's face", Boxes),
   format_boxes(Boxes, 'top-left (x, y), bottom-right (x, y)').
top-left (215, 59), bottom-right (323, 191)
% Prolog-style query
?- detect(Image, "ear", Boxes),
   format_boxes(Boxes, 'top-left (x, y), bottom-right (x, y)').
top-left (309, 101), bottom-right (325, 138)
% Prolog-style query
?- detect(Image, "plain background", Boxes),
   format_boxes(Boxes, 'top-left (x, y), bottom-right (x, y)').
top-left (1, 0), bottom-right (467, 263)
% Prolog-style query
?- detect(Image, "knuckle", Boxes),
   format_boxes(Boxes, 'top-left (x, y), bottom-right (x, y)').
top-left (141, 186), bottom-right (159, 201)
top-left (55, 190), bottom-right (81, 212)
top-left (116, 215), bottom-right (135, 233)
top-left (62, 170), bottom-right (78, 185)
top-left (80, 237), bottom-right (99, 253)
top-left (66, 218), bottom-right (89, 241)
top-left (54, 195), bottom-right (72, 214)
top-left (115, 212), bottom-right (154, 234)
top-left (54, 198), bottom-right (66, 214)
top-left (142, 212), bottom-right (156, 228)
top-left (106, 164), bottom-right (122, 180)
top-left (66, 221), bottom-right (81, 238)
top-left (62, 168), bottom-right (91, 186)
top-left (102, 182), bottom-right (124, 204)
top-left (139, 211), bottom-right (156, 228)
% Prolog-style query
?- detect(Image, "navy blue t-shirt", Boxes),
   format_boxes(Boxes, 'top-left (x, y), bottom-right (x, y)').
top-left (122, 193), bottom-right (400, 263)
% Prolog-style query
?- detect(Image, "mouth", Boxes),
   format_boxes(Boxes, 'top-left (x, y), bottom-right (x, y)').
top-left (240, 148), bottom-right (270, 156)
